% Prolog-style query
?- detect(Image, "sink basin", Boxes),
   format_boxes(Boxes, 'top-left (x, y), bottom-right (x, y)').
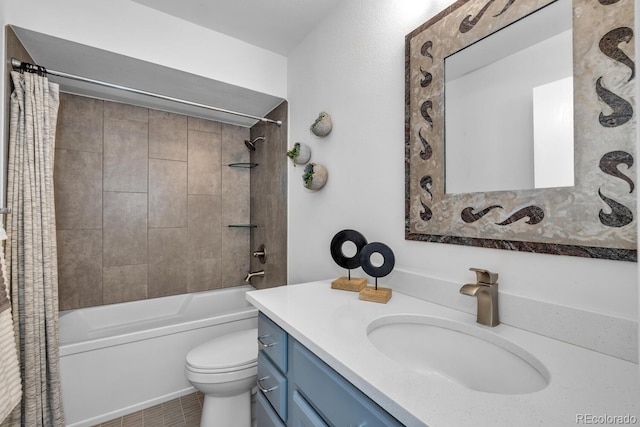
top-left (367, 315), bottom-right (549, 394)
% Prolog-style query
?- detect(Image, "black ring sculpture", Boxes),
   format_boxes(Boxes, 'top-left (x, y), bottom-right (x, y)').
top-left (359, 242), bottom-right (395, 278)
top-left (330, 229), bottom-right (368, 269)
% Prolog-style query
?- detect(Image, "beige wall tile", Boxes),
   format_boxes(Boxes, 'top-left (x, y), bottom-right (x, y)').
top-left (149, 110), bottom-right (187, 161)
top-left (222, 166), bottom-right (250, 225)
top-left (56, 93), bottom-right (103, 153)
top-left (104, 117), bottom-right (148, 192)
top-left (249, 123), bottom-right (269, 198)
top-left (221, 227), bottom-right (250, 287)
top-left (188, 116), bottom-right (221, 134)
top-left (221, 123), bottom-right (250, 165)
top-left (103, 192), bottom-right (148, 267)
top-left (54, 149), bottom-right (102, 230)
top-left (149, 159), bottom-right (187, 228)
top-left (187, 130), bottom-right (221, 195)
top-left (57, 229), bottom-right (103, 310)
top-left (148, 228), bottom-right (187, 297)
top-left (250, 194), bottom-right (286, 289)
top-left (249, 101), bottom-right (288, 289)
top-left (103, 265), bottom-right (148, 305)
top-left (104, 100), bottom-right (148, 122)
top-left (187, 259), bottom-right (222, 293)
top-left (187, 195), bottom-right (221, 259)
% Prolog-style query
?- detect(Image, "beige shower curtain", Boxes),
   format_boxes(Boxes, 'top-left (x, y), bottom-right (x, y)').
top-left (0, 70), bottom-right (64, 427)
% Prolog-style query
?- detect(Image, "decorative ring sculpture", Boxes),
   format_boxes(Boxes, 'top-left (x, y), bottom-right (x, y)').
top-left (359, 242), bottom-right (395, 278)
top-left (330, 230), bottom-right (368, 269)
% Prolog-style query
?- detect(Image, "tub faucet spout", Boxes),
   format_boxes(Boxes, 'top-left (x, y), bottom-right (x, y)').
top-left (460, 268), bottom-right (499, 327)
top-left (244, 270), bottom-right (265, 283)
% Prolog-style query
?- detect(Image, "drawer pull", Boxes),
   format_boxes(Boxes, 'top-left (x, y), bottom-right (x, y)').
top-left (257, 334), bottom-right (277, 348)
top-left (257, 376), bottom-right (279, 393)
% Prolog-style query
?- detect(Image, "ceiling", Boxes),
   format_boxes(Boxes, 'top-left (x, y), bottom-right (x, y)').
top-left (130, 0), bottom-right (341, 55)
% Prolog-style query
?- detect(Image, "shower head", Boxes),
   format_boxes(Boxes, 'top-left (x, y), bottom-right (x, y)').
top-left (244, 136), bottom-right (265, 151)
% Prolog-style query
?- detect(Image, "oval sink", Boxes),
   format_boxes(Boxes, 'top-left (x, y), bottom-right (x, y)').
top-left (367, 315), bottom-right (549, 394)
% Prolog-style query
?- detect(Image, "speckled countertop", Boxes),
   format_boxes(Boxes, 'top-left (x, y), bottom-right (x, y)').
top-left (247, 281), bottom-right (639, 427)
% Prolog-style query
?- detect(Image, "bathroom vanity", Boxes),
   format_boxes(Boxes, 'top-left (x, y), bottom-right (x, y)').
top-left (255, 312), bottom-right (402, 426)
top-left (247, 281), bottom-right (639, 426)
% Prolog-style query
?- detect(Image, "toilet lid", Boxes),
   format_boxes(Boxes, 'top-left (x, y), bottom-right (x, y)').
top-left (186, 328), bottom-right (258, 371)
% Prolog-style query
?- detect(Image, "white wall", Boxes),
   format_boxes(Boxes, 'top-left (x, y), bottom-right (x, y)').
top-left (287, 0), bottom-right (638, 323)
top-left (0, 0), bottom-right (288, 206)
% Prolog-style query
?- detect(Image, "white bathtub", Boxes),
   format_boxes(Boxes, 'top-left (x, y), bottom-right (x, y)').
top-left (59, 285), bottom-right (258, 427)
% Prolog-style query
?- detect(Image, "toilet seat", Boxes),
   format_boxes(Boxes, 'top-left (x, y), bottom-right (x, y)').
top-left (185, 328), bottom-right (258, 375)
top-left (185, 361), bottom-right (256, 375)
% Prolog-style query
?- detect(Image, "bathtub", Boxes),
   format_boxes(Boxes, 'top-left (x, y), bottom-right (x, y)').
top-left (59, 285), bottom-right (258, 427)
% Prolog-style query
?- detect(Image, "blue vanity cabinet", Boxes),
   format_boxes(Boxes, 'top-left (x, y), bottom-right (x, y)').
top-left (256, 312), bottom-right (403, 427)
top-left (289, 340), bottom-right (404, 427)
top-left (257, 313), bottom-right (288, 426)
top-left (257, 391), bottom-right (286, 427)
top-left (257, 352), bottom-right (287, 421)
top-left (290, 390), bottom-right (328, 427)
top-left (258, 312), bottom-right (288, 369)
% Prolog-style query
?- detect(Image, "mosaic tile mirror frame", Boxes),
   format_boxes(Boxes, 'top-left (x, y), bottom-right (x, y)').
top-left (405, 0), bottom-right (636, 261)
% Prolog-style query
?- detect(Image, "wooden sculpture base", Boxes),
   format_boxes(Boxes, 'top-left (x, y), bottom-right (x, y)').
top-left (359, 286), bottom-right (392, 304)
top-left (331, 277), bottom-right (367, 292)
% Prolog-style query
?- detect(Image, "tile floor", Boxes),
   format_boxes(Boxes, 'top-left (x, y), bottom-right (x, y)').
top-left (92, 392), bottom-right (203, 427)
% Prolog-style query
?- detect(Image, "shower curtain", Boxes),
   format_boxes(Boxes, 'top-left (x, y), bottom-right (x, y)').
top-left (0, 70), bottom-right (64, 427)
top-left (0, 228), bottom-right (20, 427)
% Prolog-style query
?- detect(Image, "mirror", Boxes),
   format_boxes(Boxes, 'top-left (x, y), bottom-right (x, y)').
top-left (405, 0), bottom-right (636, 261)
top-left (444, 0), bottom-right (574, 193)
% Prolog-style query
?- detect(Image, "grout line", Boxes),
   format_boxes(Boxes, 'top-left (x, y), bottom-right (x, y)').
top-left (178, 394), bottom-right (187, 427)
top-left (146, 110), bottom-right (150, 301)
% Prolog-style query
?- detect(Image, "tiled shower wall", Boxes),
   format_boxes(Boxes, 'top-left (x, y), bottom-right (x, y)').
top-left (249, 102), bottom-right (288, 289)
top-left (55, 93), bottom-right (252, 310)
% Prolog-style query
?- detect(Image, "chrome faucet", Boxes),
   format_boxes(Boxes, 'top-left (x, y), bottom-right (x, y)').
top-left (459, 268), bottom-right (499, 327)
top-left (244, 270), bottom-right (265, 283)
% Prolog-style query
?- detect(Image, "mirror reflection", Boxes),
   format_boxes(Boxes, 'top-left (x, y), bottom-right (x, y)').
top-left (444, 0), bottom-right (574, 194)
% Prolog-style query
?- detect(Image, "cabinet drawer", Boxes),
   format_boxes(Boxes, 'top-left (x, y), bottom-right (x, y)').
top-left (291, 341), bottom-right (403, 427)
top-left (256, 390), bottom-right (286, 427)
top-left (258, 313), bottom-right (288, 370)
top-left (290, 390), bottom-right (329, 427)
top-left (257, 351), bottom-right (287, 421)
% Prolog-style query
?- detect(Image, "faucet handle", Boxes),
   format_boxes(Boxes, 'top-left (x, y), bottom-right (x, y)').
top-left (469, 268), bottom-right (498, 285)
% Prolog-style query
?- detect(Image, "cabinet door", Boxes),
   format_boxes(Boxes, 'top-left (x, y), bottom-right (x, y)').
top-left (258, 312), bottom-right (288, 370)
top-left (291, 341), bottom-right (404, 427)
top-left (258, 351), bottom-right (288, 420)
top-left (290, 391), bottom-right (329, 427)
top-left (256, 390), bottom-right (286, 427)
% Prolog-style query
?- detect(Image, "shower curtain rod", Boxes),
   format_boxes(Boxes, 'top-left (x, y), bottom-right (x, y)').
top-left (10, 58), bottom-right (282, 126)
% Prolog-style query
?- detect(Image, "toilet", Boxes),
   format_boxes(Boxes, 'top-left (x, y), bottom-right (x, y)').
top-left (185, 328), bottom-right (258, 427)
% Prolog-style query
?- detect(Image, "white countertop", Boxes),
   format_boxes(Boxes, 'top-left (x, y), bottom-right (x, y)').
top-left (247, 281), bottom-right (640, 427)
